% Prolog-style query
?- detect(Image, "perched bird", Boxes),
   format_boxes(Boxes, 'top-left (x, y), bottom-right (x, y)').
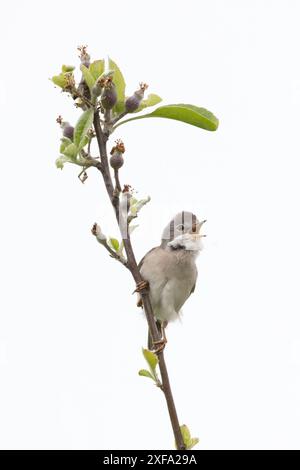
top-left (137, 211), bottom-right (206, 351)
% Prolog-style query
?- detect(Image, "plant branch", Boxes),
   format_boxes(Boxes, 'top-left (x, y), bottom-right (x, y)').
top-left (111, 110), bottom-right (128, 126)
top-left (93, 109), bottom-right (185, 450)
top-left (114, 168), bottom-right (122, 193)
top-left (91, 223), bottom-right (129, 268)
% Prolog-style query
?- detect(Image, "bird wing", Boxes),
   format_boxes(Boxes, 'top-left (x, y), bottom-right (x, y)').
top-left (138, 247), bottom-right (170, 313)
top-left (138, 246), bottom-right (159, 270)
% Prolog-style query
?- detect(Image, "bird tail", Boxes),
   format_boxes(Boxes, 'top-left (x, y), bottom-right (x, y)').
top-left (147, 321), bottom-right (161, 350)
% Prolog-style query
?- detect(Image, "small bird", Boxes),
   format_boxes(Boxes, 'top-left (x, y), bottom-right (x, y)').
top-left (137, 211), bottom-right (206, 351)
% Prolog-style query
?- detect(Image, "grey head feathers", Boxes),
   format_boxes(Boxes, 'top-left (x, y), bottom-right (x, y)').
top-left (160, 211), bottom-right (199, 248)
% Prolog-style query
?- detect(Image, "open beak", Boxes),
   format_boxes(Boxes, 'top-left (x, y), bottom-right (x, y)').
top-left (191, 219), bottom-right (207, 235)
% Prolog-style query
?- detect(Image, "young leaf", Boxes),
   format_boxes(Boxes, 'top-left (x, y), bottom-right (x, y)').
top-left (55, 155), bottom-right (73, 169)
top-left (186, 437), bottom-right (199, 450)
top-left (180, 425), bottom-right (191, 444)
top-left (130, 196), bottom-right (151, 217)
top-left (78, 135), bottom-right (89, 151)
top-left (62, 143), bottom-right (78, 159)
top-left (62, 65), bottom-right (75, 73)
top-left (177, 425), bottom-right (199, 450)
top-left (108, 238), bottom-right (120, 252)
top-left (130, 197), bottom-right (138, 206)
top-left (142, 348), bottom-right (158, 376)
top-left (51, 74), bottom-right (67, 89)
top-left (115, 103), bottom-right (219, 131)
top-left (134, 94), bottom-right (162, 113)
top-left (80, 64), bottom-right (95, 93)
top-left (60, 137), bottom-right (73, 154)
top-left (138, 369), bottom-right (155, 380)
top-left (108, 57), bottom-right (126, 113)
top-left (74, 109), bottom-right (94, 148)
top-left (89, 60), bottom-right (105, 80)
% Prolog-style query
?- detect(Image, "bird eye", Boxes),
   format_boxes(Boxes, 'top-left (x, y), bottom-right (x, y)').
top-left (177, 224), bottom-right (184, 231)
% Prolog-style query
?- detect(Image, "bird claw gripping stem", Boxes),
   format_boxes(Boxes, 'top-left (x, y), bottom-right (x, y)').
top-left (133, 280), bottom-right (150, 294)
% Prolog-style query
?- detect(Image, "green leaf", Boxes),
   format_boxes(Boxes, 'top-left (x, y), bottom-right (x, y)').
top-left (74, 109), bottom-right (94, 148)
top-left (115, 103), bottom-right (219, 131)
top-left (62, 64), bottom-right (75, 73)
top-left (130, 196), bottom-right (151, 217)
top-left (130, 197), bottom-right (138, 206)
top-left (108, 238), bottom-right (120, 252)
top-left (51, 74), bottom-right (67, 89)
top-left (60, 137), bottom-right (73, 154)
top-left (130, 206), bottom-right (138, 216)
top-left (138, 369), bottom-right (155, 380)
top-left (108, 57), bottom-right (126, 113)
top-left (177, 425), bottom-right (199, 450)
top-left (134, 94), bottom-right (162, 113)
top-left (186, 438), bottom-right (199, 450)
top-left (55, 155), bottom-right (73, 169)
top-left (180, 425), bottom-right (191, 444)
top-left (89, 60), bottom-right (105, 80)
top-left (62, 143), bottom-right (78, 159)
top-left (80, 64), bottom-right (95, 93)
top-left (142, 348), bottom-right (158, 376)
top-left (78, 134), bottom-right (89, 151)
top-left (114, 101), bottom-right (125, 114)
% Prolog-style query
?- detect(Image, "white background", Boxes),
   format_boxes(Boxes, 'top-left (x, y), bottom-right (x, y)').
top-left (1, 0), bottom-right (300, 450)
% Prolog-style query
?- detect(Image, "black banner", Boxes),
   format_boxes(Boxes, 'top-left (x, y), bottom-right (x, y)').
top-left (0, 449), bottom-right (293, 466)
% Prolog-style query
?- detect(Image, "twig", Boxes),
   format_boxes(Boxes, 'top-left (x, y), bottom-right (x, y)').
top-left (103, 109), bottom-right (112, 135)
top-left (111, 110), bottom-right (128, 126)
top-left (93, 108), bottom-right (185, 450)
top-left (72, 88), bottom-right (95, 108)
top-left (91, 223), bottom-right (129, 268)
top-left (114, 168), bottom-right (122, 193)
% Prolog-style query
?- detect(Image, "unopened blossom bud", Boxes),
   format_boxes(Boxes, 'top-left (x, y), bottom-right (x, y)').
top-left (91, 71), bottom-right (114, 99)
top-left (62, 124), bottom-right (74, 140)
top-left (101, 78), bottom-right (117, 110)
top-left (110, 140), bottom-right (125, 170)
top-left (56, 116), bottom-right (74, 140)
top-left (125, 82), bottom-right (148, 113)
top-left (91, 81), bottom-right (102, 99)
top-left (91, 223), bottom-right (107, 243)
top-left (77, 45), bottom-right (90, 68)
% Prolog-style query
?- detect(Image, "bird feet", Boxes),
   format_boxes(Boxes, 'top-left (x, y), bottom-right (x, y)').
top-left (152, 322), bottom-right (168, 354)
top-left (152, 336), bottom-right (168, 354)
top-left (133, 280), bottom-right (149, 294)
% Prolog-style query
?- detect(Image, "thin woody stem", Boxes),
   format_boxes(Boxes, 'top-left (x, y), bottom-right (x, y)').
top-left (93, 109), bottom-right (185, 450)
top-left (92, 224), bottom-right (129, 269)
top-left (114, 168), bottom-right (122, 193)
top-left (111, 110), bottom-right (128, 126)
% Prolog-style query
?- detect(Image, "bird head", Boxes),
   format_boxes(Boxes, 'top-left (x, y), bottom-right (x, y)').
top-left (160, 211), bottom-right (206, 249)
